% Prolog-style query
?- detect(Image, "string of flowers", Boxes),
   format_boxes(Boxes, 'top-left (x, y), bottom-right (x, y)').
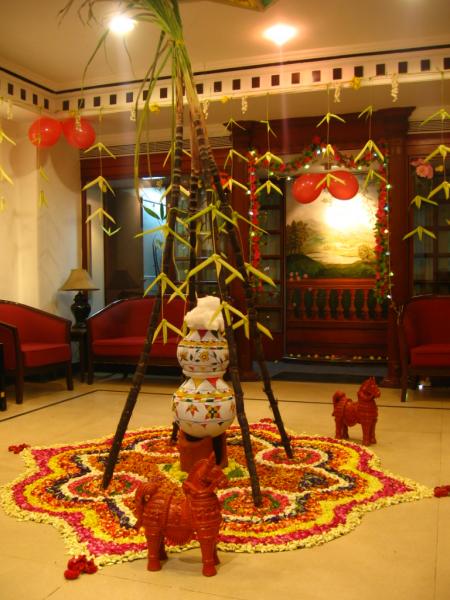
top-left (247, 152), bottom-right (261, 272)
top-left (373, 160), bottom-right (391, 302)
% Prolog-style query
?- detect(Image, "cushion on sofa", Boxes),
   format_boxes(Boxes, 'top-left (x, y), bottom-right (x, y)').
top-left (410, 344), bottom-right (450, 368)
top-left (92, 336), bottom-right (180, 358)
top-left (21, 343), bottom-right (72, 368)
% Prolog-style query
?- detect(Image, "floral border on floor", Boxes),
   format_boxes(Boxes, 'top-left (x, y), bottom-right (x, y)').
top-left (0, 421), bottom-right (432, 567)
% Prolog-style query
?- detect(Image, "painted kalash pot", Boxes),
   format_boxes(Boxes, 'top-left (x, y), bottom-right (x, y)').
top-left (172, 296), bottom-right (235, 467)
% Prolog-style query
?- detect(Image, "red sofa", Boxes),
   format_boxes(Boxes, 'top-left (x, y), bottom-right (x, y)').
top-left (0, 300), bottom-right (73, 405)
top-left (398, 295), bottom-right (450, 401)
top-left (86, 296), bottom-right (186, 383)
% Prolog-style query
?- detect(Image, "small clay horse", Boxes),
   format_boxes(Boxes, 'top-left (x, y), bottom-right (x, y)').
top-left (332, 377), bottom-right (380, 446)
top-left (134, 453), bottom-right (227, 577)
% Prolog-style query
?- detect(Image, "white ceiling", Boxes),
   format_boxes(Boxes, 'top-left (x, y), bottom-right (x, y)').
top-left (0, 0), bottom-right (449, 89)
top-left (1, 0), bottom-right (449, 136)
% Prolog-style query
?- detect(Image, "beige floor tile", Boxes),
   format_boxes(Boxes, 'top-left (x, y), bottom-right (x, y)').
top-left (0, 374), bottom-right (449, 600)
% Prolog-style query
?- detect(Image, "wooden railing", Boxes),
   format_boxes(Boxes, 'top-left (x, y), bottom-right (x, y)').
top-left (286, 278), bottom-right (388, 322)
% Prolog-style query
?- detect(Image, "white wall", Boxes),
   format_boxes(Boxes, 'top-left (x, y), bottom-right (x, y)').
top-left (0, 116), bottom-right (81, 319)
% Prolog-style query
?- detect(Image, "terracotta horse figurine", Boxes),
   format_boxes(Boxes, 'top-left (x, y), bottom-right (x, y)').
top-left (332, 377), bottom-right (380, 446)
top-left (134, 453), bottom-right (227, 576)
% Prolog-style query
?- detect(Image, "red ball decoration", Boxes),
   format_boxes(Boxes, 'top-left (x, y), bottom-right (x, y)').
top-left (28, 117), bottom-right (62, 147)
top-left (292, 173), bottom-right (324, 204)
top-left (328, 170), bottom-right (359, 200)
top-left (62, 117), bottom-right (96, 149)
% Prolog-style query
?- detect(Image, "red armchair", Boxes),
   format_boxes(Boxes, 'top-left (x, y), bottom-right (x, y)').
top-left (86, 296), bottom-right (185, 383)
top-left (0, 300), bottom-right (73, 404)
top-left (398, 295), bottom-right (450, 402)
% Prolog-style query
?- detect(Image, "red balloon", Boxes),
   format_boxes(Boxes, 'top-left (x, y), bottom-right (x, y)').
top-left (292, 173), bottom-right (325, 204)
top-left (62, 117), bottom-right (96, 149)
top-left (28, 117), bottom-right (62, 147)
top-left (328, 170), bottom-right (359, 200)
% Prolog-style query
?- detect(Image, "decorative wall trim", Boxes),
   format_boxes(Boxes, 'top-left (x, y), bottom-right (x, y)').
top-left (2, 44), bottom-right (449, 118)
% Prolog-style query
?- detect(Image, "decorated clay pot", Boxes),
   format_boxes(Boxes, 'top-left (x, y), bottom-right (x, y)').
top-left (177, 329), bottom-right (229, 378)
top-left (173, 329), bottom-right (235, 438)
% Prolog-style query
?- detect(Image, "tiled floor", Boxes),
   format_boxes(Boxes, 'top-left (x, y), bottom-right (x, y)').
top-left (0, 372), bottom-right (449, 600)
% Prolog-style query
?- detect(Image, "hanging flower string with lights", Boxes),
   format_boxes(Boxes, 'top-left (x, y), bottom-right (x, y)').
top-left (247, 151), bottom-right (261, 271)
top-left (249, 137), bottom-right (391, 303)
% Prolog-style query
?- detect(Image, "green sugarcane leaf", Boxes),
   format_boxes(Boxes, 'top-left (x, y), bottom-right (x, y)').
top-left (245, 262), bottom-right (276, 287)
top-left (232, 211), bottom-right (268, 233)
top-left (216, 256), bottom-right (244, 281)
top-left (186, 255), bottom-right (215, 279)
top-left (165, 320), bottom-right (184, 338)
top-left (144, 273), bottom-right (164, 295)
top-left (143, 206), bottom-right (161, 220)
top-left (135, 224), bottom-right (166, 238)
top-left (256, 321), bottom-right (274, 340)
top-left (169, 280), bottom-right (188, 302)
top-left (184, 204), bottom-right (213, 224)
top-left (166, 226), bottom-right (191, 248)
top-left (225, 304), bottom-right (247, 320)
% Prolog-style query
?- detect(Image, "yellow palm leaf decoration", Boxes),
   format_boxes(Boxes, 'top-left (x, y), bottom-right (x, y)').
top-left (424, 145), bottom-right (450, 162)
top-left (355, 140), bottom-right (385, 163)
top-left (84, 142), bottom-right (117, 159)
top-left (358, 105), bottom-right (374, 120)
top-left (254, 179), bottom-right (283, 196)
top-left (428, 181), bottom-right (450, 200)
top-left (222, 177), bottom-right (248, 192)
top-left (316, 112), bottom-right (346, 128)
top-left (225, 117), bottom-right (246, 131)
top-left (410, 195), bottom-right (438, 209)
top-left (102, 226), bottom-right (121, 236)
top-left (82, 175), bottom-right (115, 195)
top-left (39, 190), bottom-right (48, 208)
top-left (224, 148), bottom-right (249, 167)
top-left (85, 207), bottom-right (116, 224)
top-left (420, 108), bottom-right (450, 127)
top-left (316, 173), bottom-right (345, 188)
top-left (0, 128), bottom-right (16, 145)
top-left (0, 166), bottom-right (13, 185)
top-left (403, 226), bottom-right (436, 241)
top-left (255, 151), bottom-right (283, 166)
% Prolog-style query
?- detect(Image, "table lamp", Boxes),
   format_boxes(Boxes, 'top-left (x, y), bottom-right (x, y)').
top-left (60, 268), bottom-right (99, 328)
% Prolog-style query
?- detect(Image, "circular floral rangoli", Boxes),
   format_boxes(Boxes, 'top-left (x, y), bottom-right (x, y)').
top-left (0, 420), bottom-right (432, 566)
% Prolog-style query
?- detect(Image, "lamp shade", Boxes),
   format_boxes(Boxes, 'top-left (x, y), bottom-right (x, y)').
top-left (60, 268), bottom-right (99, 292)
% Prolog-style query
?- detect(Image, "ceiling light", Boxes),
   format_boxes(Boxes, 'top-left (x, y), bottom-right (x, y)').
top-left (264, 24), bottom-right (297, 47)
top-left (109, 15), bottom-right (136, 35)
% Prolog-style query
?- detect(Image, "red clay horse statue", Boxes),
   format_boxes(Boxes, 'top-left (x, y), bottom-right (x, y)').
top-left (332, 377), bottom-right (380, 446)
top-left (134, 453), bottom-right (227, 576)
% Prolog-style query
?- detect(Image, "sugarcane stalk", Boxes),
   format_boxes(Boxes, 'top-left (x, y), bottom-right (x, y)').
top-left (102, 66), bottom-right (186, 488)
top-left (188, 113), bottom-right (293, 459)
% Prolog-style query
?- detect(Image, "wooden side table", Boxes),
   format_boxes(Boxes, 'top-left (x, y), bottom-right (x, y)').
top-left (70, 327), bottom-right (88, 382)
top-left (0, 343), bottom-right (6, 411)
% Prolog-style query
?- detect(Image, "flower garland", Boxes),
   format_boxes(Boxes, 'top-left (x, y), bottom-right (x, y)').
top-left (248, 137), bottom-right (391, 303)
top-left (0, 422), bottom-right (432, 569)
top-left (248, 152), bottom-right (260, 270)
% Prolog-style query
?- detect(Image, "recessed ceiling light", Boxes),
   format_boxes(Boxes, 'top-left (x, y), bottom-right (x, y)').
top-left (109, 15), bottom-right (136, 35)
top-left (264, 24), bottom-right (297, 47)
